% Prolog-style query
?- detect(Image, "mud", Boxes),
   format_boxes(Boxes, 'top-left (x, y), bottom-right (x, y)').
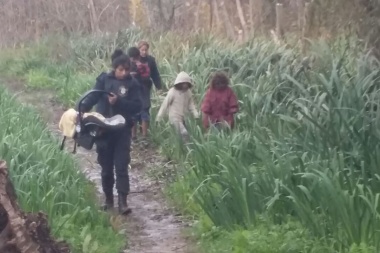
top-left (3, 80), bottom-right (196, 253)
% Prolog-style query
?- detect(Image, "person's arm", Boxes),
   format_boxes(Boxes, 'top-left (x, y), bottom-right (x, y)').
top-left (226, 88), bottom-right (238, 127)
top-left (156, 89), bottom-right (174, 122)
top-left (228, 88), bottom-right (239, 115)
top-left (188, 90), bottom-right (199, 118)
top-left (114, 79), bottom-right (142, 116)
top-left (149, 56), bottom-right (162, 90)
top-left (201, 89), bottom-right (212, 129)
top-left (80, 72), bottom-right (107, 112)
top-left (130, 62), bottom-right (138, 78)
top-left (201, 89), bottom-right (212, 115)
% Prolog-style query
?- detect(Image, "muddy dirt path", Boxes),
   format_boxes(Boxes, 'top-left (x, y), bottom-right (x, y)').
top-left (4, 79), bottom-right (196, 253)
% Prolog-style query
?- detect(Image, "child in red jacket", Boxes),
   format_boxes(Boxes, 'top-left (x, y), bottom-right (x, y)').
top-left (201, 71), bottom-right (239, 130)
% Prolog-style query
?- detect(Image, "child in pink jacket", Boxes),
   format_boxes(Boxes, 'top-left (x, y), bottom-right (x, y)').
top-left (201, 71), bottom-right (239, 130)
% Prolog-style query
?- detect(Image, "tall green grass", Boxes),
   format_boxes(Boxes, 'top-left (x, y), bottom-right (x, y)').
top-left (0, 86), bottom-right (124, 252)
top-left (0, 29), bottom-right (379, 252)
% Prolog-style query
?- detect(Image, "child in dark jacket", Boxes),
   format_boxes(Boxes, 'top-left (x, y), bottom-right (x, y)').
top-left (128, 41), bottom-right (162, 141)
top-left (128, 47), bottom-right (152, 140)
top-left (201, 71), bottom-right (239, 130)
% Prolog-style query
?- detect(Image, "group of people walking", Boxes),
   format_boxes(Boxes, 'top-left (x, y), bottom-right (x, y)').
top-left (80, 40), bottom-right (239, 214)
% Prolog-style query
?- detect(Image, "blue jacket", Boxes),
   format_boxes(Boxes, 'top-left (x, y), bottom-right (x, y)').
top-left (80, 72), bottom-right (142, 127)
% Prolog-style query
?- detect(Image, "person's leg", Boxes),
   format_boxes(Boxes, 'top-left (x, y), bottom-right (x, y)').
top-left (132, 124), bottom-right (137, 140)
top-left (131, 113), bottom-right (141, 141)
top-left (113, 129), bottom-right (132, 215)
top-left (216, 122), bottom-right (226, 131)
top-left (208, 122), bottom-right (221, 134)
top-left (175, 120), bottom-right (189, 143)
top-left (141, 121), bottom-right (149, 137)
top-left (181, 122), bottom-right (190, 143)
top-left (96, 143), bottom-right (115, 210)
top-left (140, 107), bottom-right (150, 139)
top-left (140, 84), bottom-right (151, 139)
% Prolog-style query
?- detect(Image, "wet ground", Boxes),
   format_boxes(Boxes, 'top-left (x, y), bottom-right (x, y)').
top-left (4, 79), bottom-right (196, 253)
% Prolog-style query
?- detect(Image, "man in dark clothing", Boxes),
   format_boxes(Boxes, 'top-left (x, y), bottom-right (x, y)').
top-left (80, 49), bottom-right (142, 215)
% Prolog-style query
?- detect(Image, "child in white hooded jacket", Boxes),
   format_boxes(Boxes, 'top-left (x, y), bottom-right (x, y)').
top-left (156, 71), bottom-right (199, 140)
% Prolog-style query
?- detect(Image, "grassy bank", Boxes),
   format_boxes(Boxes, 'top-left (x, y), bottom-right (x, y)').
top-left (0, 29), bottom-right (378, 252)
top-left (0, 86), bottom-right (124, 252)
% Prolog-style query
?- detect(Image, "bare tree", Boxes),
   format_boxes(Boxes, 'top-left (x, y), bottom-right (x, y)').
top-left (212, 0), bottom-right (221, 32)
top-left (0, 0), bottom-right (379, 50)
top-left (194, 0), bottom-right (202, 31)
top-left (235, 0), bottom-right (248, 38)
top-left (220, 0), bottom-right (235, 39)
top-left (89, 0), bottom-right (100, 34)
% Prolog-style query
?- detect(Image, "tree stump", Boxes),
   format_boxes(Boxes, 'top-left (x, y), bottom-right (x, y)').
top-left (0, 160), bottom-right (70, 253)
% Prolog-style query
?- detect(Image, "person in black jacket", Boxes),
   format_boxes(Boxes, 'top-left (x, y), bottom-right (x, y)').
top-left (127, 40), bottom-right (162, 142)
top-left (127, 46), bottom-right (153, 142)
top-left (80, 49), bottom-right (142, 215)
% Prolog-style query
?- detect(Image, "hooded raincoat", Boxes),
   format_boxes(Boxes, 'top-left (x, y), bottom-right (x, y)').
top-left (156, 71), bottom-right (198, 135)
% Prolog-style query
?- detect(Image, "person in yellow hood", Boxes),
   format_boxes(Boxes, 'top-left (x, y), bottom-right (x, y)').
top-left (156, 71), bottom-right (199, 141)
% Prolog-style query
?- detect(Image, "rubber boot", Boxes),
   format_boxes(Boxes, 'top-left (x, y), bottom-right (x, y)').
top-left (118, 192), bottom-right (131, 215)
top-left (102, 193), bottom-right (114, 211)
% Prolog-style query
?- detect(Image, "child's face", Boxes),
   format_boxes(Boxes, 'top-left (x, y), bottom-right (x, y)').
top-left (178, 82), bottom-right (190, 90)
top-left (139, 45), bottom-right (148, 58)
top-left (114, 65), bottom-right (130, 80)
top-left (131, 57), bottom-right (138, 63)
top-left (214, 81), bottom-right (227, 90)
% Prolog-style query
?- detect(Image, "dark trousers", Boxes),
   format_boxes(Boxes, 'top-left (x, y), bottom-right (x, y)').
top-left (96, 128), bottom-right (131, 195)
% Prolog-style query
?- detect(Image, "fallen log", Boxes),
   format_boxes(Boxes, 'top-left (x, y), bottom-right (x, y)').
top-left (0, 160), bottom-right (70, 253)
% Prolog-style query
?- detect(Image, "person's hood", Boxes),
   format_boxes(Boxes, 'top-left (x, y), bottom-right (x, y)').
top-left (174, 71), bottom-right (193, 87)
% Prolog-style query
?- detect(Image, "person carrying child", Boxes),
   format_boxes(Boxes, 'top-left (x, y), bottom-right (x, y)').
top-left (128, 41), bottom-right (162, 142)
top-left (128, 46), bottom-right (150, 141)
top-left (201, 71), bottom-right (239, 131)
top-left (156, 71), bottom-right (198, 141)
top-left (79, 49), bottom-right (142, 215)
top-left (128, 46), bottom-right (151, 85)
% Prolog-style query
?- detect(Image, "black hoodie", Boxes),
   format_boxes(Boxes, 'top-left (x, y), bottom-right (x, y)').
top-left (80, 72), bottom-right (142, 127)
